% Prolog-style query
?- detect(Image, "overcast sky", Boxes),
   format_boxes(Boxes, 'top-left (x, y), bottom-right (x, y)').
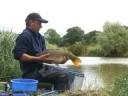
top-left (0, 0), bottom-right (128, 36)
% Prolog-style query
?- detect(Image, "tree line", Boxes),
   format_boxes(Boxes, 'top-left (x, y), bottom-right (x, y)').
top-left (44, 21), bottom-right (128, 57)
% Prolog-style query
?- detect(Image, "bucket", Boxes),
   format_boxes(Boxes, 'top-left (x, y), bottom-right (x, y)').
top-left (11, 78), bottom-right (38, 92)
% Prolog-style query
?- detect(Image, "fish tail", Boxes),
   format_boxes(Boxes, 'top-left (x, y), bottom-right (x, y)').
top-left (72, 57), bottom-right (82, 67)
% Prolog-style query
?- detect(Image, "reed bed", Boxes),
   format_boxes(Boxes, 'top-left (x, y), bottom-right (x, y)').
top-left (0, 31), bottom-right (21, 80)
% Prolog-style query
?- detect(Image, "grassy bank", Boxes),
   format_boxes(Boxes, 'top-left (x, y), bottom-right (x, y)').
top-left (59, 90), bottom-right (109, 96)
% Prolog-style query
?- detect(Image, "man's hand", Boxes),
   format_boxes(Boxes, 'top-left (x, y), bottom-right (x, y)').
top-left (60, 56), bottom-right (69, 64)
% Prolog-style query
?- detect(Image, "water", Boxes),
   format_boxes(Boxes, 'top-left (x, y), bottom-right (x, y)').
top-left (59, 57), bottom-right (128, 89)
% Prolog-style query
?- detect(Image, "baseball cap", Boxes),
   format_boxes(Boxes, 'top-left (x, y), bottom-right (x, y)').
top-left (25, 12), bottom-right (48, 23)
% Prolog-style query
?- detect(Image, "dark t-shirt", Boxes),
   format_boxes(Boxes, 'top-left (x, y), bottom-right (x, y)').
top-left (13, 27), bottom-right (46, 77)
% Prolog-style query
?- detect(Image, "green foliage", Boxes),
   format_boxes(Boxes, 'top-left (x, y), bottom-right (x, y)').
top-left (63, 26), bottom-right (84, 45)
top-left (83, 30), bottom-right (99, 45)
top-left (67, 42), bottom-right (86, 56)
top-left (86, 44), bottom-right (104, 56)
top-left (45, 40), bottom-right (58, 49)
top-left (0, 31), bottom-right (21, 78)
top-left (58, 37), bottom-right (70, 47)
top-left (44, 29), bottom-right (61, 45)
top-left (97, 21), bottom-right (128, 57)
top-left (110, 73), bottom-right (128, 96)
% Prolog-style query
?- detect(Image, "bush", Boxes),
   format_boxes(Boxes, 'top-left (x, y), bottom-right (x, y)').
top-left (67, 42), bottom-right (86, 56)
top-left (86, 44), bottom-right (104, 56)
top-left (110, 73), bottom-right (128, 96)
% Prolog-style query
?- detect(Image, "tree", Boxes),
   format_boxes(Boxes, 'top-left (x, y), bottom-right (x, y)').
top-left (58, 37), bottom-right (70, 47)
top-left (44, 29), bottom-right (61, 45)
top-left (63, 26), bottom-right (84, 45)
top-left (97, 21), bottom-right (128, 57)
top-left (83, 30), bottom-right (100, 45)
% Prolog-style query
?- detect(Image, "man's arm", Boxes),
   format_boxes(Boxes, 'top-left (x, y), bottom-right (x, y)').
top-left (20, 53), bottom-right (54, 63)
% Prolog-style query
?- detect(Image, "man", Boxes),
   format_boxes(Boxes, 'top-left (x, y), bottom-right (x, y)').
top-left (13, 12), bottom-right (73, 92)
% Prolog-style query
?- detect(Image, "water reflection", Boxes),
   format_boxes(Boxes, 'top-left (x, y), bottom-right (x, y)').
top-left (61, 57), bottom-right (128, 89)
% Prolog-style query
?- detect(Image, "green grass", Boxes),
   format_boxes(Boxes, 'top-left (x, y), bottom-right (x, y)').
top-left (110, 73), bottom-right (128, 96)
top-left (58, 90), bottom-right (109, 96)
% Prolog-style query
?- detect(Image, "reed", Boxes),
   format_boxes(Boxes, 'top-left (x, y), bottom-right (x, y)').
top-left (0, 31), bottom-right (21, 80)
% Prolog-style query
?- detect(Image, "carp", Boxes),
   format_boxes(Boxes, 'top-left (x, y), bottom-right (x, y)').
top-left (36, 49), bottom-right (82, 67)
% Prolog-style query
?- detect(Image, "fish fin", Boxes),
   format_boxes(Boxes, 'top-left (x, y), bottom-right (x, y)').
top-left (72, 57), bottom-right (82, 67)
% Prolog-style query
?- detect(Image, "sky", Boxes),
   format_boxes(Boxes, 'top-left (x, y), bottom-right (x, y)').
top-left (0, 0), bottom-right (128, 36)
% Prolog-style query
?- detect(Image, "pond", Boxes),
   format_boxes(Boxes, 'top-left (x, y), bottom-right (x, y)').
top-left (60, 57), bottom-right (128, 89)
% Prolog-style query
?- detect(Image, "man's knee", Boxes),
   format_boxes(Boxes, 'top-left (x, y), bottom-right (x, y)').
top-left (57, 72), bottom-right (74, 87)
top-left (57, 72), bottom-right (69, 82)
